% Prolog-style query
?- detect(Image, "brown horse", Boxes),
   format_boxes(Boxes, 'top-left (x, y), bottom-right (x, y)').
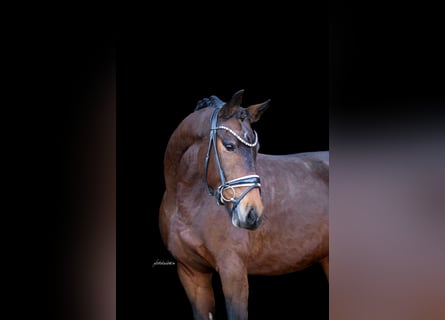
top-left (159, 90), bottom-right (329, 319)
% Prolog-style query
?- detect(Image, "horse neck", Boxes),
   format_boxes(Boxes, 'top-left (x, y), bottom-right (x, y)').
top-left (163, 109), bottom-right (211, 191)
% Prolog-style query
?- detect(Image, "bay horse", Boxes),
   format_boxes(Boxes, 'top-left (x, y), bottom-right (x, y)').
top-left (159, 89), bottom-right (329, 319)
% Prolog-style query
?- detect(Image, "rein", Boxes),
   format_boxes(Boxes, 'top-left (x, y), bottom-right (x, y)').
top-left (204, 106), bottom-right (261, 209)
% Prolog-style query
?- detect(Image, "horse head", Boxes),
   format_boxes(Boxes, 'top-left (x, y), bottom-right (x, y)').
top-left (203, 89), bottom-right (270, 230)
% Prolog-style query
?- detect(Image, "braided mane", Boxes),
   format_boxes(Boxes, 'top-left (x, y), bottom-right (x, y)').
top-left (195, 95), bottom-right (225, 111)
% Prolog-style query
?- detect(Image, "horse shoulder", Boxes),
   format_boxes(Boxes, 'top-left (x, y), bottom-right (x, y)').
top-left (177, 228), bottom-right (217, 269)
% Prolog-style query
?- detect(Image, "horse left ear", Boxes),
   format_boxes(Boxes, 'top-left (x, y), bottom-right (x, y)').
top-left (219, 89), bottom-right (244, 119)
top-left (247, 99), bottom-right (271, 123)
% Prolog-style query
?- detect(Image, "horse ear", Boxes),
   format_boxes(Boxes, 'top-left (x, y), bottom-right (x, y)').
top-left (247, 99), bottom-right (271, 123)
top-left (219, 89), bottom-right (244, 119)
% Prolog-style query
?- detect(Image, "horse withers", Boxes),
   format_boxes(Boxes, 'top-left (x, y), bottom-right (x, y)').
top-left (159, 90), bottom-right (329, 319)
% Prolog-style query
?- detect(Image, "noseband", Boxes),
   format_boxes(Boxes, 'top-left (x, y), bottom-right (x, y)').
top-left (204, 106), bottom-right (261, 209)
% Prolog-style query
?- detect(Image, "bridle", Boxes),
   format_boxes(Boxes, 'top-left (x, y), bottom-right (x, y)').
top-left (204, 105), bottom-right (262, 210)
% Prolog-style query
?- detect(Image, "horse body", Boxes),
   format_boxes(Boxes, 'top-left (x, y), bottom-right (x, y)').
top-left (245, 153), bottom-right (328, 275)
top-left (159, 91), bottom-right (328, 319)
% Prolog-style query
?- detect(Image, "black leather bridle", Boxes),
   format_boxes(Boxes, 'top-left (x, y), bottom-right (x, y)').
top-left (204, 105), bottom-right (262, 211)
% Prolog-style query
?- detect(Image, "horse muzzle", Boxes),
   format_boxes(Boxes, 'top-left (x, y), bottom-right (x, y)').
top-left (231, 201), bottom-right (264, 230)
top-left (216, 174), bottom-right (264, 230)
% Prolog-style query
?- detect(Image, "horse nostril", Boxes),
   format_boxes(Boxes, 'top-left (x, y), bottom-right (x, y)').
top-left (246, 207), bottom-right (258, 224)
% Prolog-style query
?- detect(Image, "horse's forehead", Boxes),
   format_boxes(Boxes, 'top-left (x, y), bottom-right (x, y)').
top-left (221, 111), bottom-right (252, 130)
top-left (238, 108), bottom-right (248, 120)
top-left (219, 116), bottom-right (256, 143)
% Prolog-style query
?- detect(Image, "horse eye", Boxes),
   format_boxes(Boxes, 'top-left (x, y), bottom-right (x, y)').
top-left (224, 143), bottom-right (235, 151)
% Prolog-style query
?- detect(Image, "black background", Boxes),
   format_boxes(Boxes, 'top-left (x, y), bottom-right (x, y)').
top-left (118, 14), bottom-right (329, 320)
top-left (30, 1), bottom-right (444, 319)
top-left (118, 4), bottom-right (445, 317)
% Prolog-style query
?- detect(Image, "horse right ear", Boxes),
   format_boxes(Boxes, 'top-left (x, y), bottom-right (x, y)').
top-left (219, 89), bottom-right (245, 119)
top-left (247, 99), bottom-right (271, 123)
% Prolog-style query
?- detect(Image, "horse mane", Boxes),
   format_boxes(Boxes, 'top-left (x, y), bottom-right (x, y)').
top-left (195, 95), bottom-right (225, 111)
